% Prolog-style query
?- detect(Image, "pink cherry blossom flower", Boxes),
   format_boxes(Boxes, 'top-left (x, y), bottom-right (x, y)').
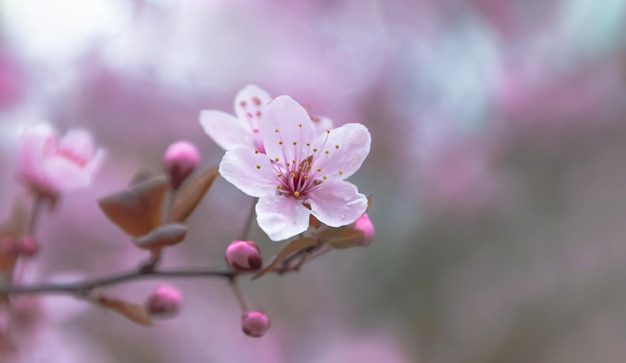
top-left (219, 96), bottom-right (371, 241)
top-left (200, 85), bottom-right (334, 153)
top-left (18, 124), bottom-right (105, 195)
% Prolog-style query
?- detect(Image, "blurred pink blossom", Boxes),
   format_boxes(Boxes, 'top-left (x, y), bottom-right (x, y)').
top-left (18, 124), bottom-right (106, 195)
top-left (219, 96), bottom-right (370, 241)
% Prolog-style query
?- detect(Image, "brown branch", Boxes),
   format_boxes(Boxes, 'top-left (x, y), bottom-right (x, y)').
top-left (0, 266), bottom-right (240, 296)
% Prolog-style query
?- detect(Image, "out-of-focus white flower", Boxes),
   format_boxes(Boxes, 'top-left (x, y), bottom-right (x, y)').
top-left (18, 124), bottom-right (105, 195)
top-left (219, 96), bottom-right (370, 241)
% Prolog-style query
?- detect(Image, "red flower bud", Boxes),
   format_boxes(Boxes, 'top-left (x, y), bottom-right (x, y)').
top-left (145, 285), bottom-right (183, 318)
top-left (353, 213), bottom-right (375, 246)
top-left (241, 310), bottom-right (270, 337)
top-left (225, 240), bottom-right (262, 271)
top-left (163, 141), bottom-right (200, 189)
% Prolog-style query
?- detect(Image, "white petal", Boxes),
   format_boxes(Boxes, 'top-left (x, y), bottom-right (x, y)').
top-left (18, 124), bottom-right (55, 179)
top-left (311, 123), bottom-right (371, 180)
top-left (256, 195), bottom-right (310, 241)
top-left (219, 147), bottom-right (278, 198)
top-left (200, 110), bottom-right (254, 150)
top-left (234, 84), bottom-right (272, 131)
top-left (260, 96), bottom-right (316, 166)
top-left (308, 180), bottom-right (368, 227)
top-left (41, 157), bottom-right (90, 191)
top-left (59, 129), bottom-right (95, 159)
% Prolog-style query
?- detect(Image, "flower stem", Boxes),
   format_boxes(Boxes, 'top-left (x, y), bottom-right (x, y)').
top-left (239, 197), bottom-right (257, 241)
top-left (229, 277), bottom-right (249, 313)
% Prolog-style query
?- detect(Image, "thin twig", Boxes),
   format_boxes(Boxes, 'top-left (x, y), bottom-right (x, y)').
top-left (0, 267), bottom-right (240, 296)
top-left (229, 277), bottom-right (249, 312)
top-left (239, 197), bottom-right (257, 241)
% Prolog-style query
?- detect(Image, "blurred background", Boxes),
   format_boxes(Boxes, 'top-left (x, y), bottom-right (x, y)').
top-left (0, 0), bottom-right (626, 362)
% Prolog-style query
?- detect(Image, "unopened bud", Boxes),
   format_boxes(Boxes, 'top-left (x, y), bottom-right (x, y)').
top-left (225, 240), bottom-right (262, 271)
top-left (163, 141), bottom-right (200, 189)
top-left (16, 235), bottom-right (39, 256)
top-left (354, 213), bottom-right (375, 246)
top-left (241, 310), bottom-right (270, 337)
top-left (145, 285), bottom-right (183, 318)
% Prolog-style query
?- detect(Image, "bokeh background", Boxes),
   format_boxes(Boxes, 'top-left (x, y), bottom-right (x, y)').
top-left (1, 0), bottom-right (626, 362)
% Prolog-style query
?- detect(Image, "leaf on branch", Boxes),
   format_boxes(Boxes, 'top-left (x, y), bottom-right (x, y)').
top-left (98, 176), bottom-right (170, 237)
top-left (324, 227), bottom-right (365, 249)
top-left (129, 170), bottom-right (155, 186)
top-left (132, 223), bottom-right (188, 249)
top-left (253, 237), bottom-right (319, 279)
top-left (95, 295), bottom-right (153, 326)
top-left (167, 166), bottom-right (218, 223)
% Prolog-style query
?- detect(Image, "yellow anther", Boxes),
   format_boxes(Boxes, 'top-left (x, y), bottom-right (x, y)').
top-left (277, 185), bottom-right (282, 190)
top-left (275, 128), bottom-right (280, 133)
top-left (291, 172), bottom-right (296, 178)
top-left (256, 164), bottom-right (261, 169)
top-left (323, 175), bottom-right (327, 180)
top-left (297, 123), bottom-right (302, 127)
top-left (326, 130), bottom-right (330, 134)
top-left (277, 173), bottom-right (282, 177)
top-left (316, 167), bottom-right (322, 172)
top-left (325, 150), bottom-right (329, 154)
top-left (275, 157), bottom-right (279, 161)
top-left (293, 191), bottom-right (300, 197)
top-left (313, 148), bottom-right (318, 152)
top-left (293, 141), bottom-right (297, 145)
top-left (306, 142), bottom-right (311, 146)
top-left (339, 170), bottom-right (343, 175)
top-left (335, 144), bottom-right (340, 149)
top-left (254, 150), bottom-right (259, 154)
top-left (279, 141), bottom-right (283, 145)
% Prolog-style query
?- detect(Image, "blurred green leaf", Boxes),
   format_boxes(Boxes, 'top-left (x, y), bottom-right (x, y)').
top-left (132, 223), bottom-right (188, 249)
top-left (96, 295), bottom-right (153, 326)
top-left (167, 166), bottom-right (218, 223)
top-left (98, 176), bottom-right (170, 237)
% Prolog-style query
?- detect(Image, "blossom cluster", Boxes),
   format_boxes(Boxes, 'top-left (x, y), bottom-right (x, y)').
top-left (0, 84), bottom-right (374, 344)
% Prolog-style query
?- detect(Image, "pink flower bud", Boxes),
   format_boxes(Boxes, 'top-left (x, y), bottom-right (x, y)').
top-left (241, 310), bottom-right (270, 337)
top-left (225, 240), bottom-right (262, 271)
top-left (163, 140), bottom-right (200, 189)
top-left (354, 214), bottom-right (375, 246)
top-left (15, 236), bottom-right (38, 257)
top-left (145, 285), bottom-right (183, 318)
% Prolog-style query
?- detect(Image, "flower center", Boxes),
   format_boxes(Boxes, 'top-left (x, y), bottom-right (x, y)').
top-left (274, 155), bottom-right (322, 199)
